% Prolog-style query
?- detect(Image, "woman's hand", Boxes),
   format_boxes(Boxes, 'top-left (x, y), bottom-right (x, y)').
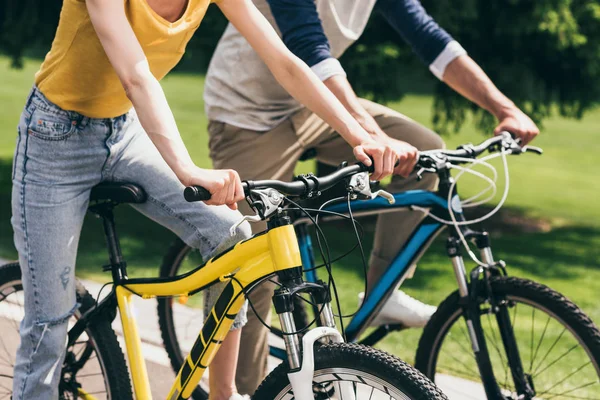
top-left (181, 167), bottom-right (245, 210)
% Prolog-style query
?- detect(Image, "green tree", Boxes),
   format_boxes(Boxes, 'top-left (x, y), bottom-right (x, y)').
top-left (342, 0), bottom-right (600, 133)
top-left (2, 0), bottom-right (599, 133)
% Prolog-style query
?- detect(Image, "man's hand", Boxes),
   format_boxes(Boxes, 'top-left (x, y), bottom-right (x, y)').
top-left (494, 107), bottom-right (540, 145)
top-left (353, 138), bottom-right (418, 181)
top-left (386, 138), bottom-right (419, 178)
top-left (353, 140), bottom-right (397, 181)
top-left (181, 166), bottom-right (245, 210)
top-left (354, 111), bottom-right (419, 178)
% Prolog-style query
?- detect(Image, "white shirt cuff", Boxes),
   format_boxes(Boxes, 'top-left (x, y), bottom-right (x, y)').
top-left (429, 41), bottom-right (467, 80)
top-left (311, 57), bottom-right (347, 81)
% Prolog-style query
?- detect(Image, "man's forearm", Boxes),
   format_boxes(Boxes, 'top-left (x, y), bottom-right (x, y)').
top-left (442, 55), bottom-right (517, 119)
top-left (323, 74), bottom-right (389, 140)
top-left (323, 75), bottom-right (364, 117)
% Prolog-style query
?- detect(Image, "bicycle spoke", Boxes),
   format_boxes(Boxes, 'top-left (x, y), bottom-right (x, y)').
top-left (530, 307), bottom-right (535, 372)
top-left (0, 381), bottom-right (12, 394)
top-left (532, 326), bottom-right (567, 375)
top-left (75, 372), bottom-right (104, 378)
top-left (533, 343), bottom-right (579, 377)
top-left (368, 386), bottom-right (374, 400)
top-left (0, 345), bottom-right (13, 368)
top-left (530, 314), bottom-right (552, 372)
top-left (447, 328), bottom-right (476, 361)
top-left (484, 313), bottom-right (508, 366)
top-left (536, 361), bottom-right (591, 396)
top-left (74, 341), bottom-right (90, 359)
top-left (542, 380), bottom-right (600, 399)
top-left (438, 363), bottom-right (481, 381)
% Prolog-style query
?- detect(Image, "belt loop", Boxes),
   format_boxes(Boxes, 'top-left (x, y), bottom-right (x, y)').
top-left (80, 116), bottom-right (90, 129)
top-left (24, 86), bottom-right (37, 113)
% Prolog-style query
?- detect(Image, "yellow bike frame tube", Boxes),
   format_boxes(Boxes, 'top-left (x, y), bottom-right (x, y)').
top-left (124, 225), bottom-right (302, 297)
top-left (167, 225), bottom-right (302, 399)
top-left (115, 286), bottom-right (152, 399)
top-left (167, 280), bottom-right (245, 399)
top-left (116, 226), bottom-right (301, 399)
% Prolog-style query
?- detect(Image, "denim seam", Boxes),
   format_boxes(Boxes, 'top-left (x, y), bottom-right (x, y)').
top-left (143, 191), bottom-right (217, 254)
top-left (12, 127), bottom-right (22, 181)
top-left (109, 173), bottom-right (217, 252)
top-left (36, 302), bottom-right (79, 326)
top-left (18, 131), bottom-right (36, 398)
top-left (28, 100), bottom-right (71, 119)
top-left (27, 125), bottom-right (78, 142)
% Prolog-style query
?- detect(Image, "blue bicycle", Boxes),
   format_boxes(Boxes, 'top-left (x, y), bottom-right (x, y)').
top-left (158, 134), bottom-right (600, 399)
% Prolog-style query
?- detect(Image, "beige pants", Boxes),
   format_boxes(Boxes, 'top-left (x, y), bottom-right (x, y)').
top-left (208, 99), bottom-right (444, 395)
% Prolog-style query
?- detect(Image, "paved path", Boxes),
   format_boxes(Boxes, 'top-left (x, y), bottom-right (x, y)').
top-left (0, 258), bottom-right (485, 399)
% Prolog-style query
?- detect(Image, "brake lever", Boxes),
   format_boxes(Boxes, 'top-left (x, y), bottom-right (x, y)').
top-left (348, 172), bottom-right (395, 204)
top-left (230, 214), bottom-right (262, 236)
top-left (230, 188), bottom-right (285, 235)
top-left (372, 189), bottom-right (395, 204)
top-left (416, 167), bottom-right (436, 181)
top-left (522, 145), bottom-right (543, 155)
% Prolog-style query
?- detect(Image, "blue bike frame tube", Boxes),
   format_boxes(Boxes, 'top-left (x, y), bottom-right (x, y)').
top-left (297, 190), bottom-right (449, 341)
top-left (345, 220), bottom-right (444, 339)
top-left (325, 190), bottom-right (448, 214)
top-left (296, 224), bottom-right (318, 284)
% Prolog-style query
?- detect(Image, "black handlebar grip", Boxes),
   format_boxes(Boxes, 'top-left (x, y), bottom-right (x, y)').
top-left (363, 157), bottom-right (400, 174)
top-left (184, 186), bottom-right (212, 202)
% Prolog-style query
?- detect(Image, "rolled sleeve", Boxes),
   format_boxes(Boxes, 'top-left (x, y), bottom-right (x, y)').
top-left (267, 0), bottom-right (345, 79)
top-left (375, 0), bottom-right (466, 78)
top-left (429, 40), bottom-right (467, 80)
top-left (310, 57), bottom-right (347, 81)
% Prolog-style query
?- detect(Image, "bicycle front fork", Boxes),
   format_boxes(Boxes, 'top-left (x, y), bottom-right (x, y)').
top-left (273, 274), bottom-right (337, 371)
top-left (273, 270), bottom-right (351, 400)
top-left (448, 233), bottom-right (535, 399)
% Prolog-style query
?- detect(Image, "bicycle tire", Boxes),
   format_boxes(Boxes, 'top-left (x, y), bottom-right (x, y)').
top-left (415, 275), bottom-right (600, 399)
top-left (0, 262), bottom-right (133, 399)
top-left (254, 342), bottom-right (448, 399)
top-left (158, 238), bottom-right (312, 398)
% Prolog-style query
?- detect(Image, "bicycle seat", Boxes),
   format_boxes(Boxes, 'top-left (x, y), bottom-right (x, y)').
top-left (90, 182), bottom-right (147, 204)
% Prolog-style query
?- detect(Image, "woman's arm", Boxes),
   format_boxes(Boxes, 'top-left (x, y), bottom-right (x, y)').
top-left (217, 0), bottom-right (400, 179)
top-left (86, 0), bottom-right (243, 207)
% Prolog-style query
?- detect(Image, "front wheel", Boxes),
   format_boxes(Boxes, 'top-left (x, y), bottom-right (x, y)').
top-left (254, 342), bottom-right (448, 399)
top-left (0, 262), bottom-right (133, 399)
top-left (415, 276), bottom-right (600, 399)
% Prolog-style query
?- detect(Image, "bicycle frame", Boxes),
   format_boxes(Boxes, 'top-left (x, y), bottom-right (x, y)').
top-left (293, 184), bottom-right (534, 398)
top-left (75, 224), bottom-right (303, 400)
top-left (297, 190), bottom-right (447, 340)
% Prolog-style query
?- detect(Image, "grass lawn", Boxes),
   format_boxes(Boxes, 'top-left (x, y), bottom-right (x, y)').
top-left (1, 56), bottom-right (599, 393)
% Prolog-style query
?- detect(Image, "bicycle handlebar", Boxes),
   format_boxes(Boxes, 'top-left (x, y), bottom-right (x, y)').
top-left (184, 132), bottom-right (541, 203)
top-left (183, 162), bottom-right (371, 202)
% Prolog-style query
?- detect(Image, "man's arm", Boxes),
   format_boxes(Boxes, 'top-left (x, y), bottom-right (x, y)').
top-left (219, 0), bottom-right (405, 179)
top-left (266, 0), bottom-right (418, 177)
top-left (376, 0), bottom-right (538, 144)
top-left (441, 56), bottom-right (539, 144)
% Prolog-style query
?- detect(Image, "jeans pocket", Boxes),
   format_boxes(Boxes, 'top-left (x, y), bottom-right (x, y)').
top-left (27, 107), bottom-right (77, 141)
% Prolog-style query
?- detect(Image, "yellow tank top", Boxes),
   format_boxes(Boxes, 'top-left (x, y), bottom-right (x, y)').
top-left (35, 0), bottom-right (212, 118)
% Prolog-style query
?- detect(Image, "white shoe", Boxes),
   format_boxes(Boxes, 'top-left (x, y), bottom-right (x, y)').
top-left (358, 290), bottom-right (436, 328)
top-left (229, 394), bottom-right (250, 400)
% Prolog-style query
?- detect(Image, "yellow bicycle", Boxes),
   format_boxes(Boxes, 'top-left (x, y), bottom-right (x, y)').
top-left (0, 163), bottom-right (448, 399)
